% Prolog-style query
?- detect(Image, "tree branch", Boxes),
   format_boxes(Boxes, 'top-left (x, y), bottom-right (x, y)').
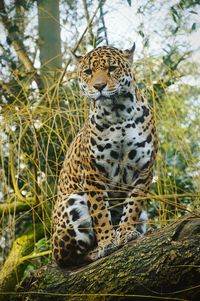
top-left (0, 0), bottom-right (44, 90)
top-left (14, 213), bottom-right (200, 301)
top-left (0, 198), bottom-right (36, 216)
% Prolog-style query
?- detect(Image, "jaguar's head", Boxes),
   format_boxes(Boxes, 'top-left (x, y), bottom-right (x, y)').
top-left (73, 45), bottom-right (135, 101)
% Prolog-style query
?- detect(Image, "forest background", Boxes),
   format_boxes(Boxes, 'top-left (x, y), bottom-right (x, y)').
top-left (0, 0), bottom-right (200, 297)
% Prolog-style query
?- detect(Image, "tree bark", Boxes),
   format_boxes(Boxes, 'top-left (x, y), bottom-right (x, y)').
top-left (37, 0), bottom-right (62, 90)
top-left (14, 213), bottom-right (200, 301)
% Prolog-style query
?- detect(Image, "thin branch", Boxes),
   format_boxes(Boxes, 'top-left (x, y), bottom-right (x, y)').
top-left (0, 199), bottom-right (36, 216)
top-left (100, 2), bottom-right (109, 45)
top-left (57, 0), bottom-right (104, 87)
top-left (82, 0), bottom-right (95, 46)
top-left (0, 0), bottom-right (44, 90)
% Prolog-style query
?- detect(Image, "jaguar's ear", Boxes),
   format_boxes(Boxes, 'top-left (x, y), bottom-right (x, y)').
top-left (71, 51), bottom-right (83, 64)
top-left (123, 43), bottom-right (136, 63)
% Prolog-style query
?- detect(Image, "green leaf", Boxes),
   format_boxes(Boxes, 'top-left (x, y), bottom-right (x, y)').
top-left (138, 30), bottom-right (145, 38)
top-left (6, 36), bottom-right (12, 45)
top-left (191, 23), bottom-right (197, 31)
top-left (8, 25), bottom-right (19, 33)
top-left (189, 10), bottom-right (198, 14)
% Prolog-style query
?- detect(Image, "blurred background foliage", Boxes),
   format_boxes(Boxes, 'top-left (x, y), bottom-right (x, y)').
top-left (0, 0), bottom-right (200, 286)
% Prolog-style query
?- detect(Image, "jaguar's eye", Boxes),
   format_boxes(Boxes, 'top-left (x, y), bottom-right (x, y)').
top-left (84, 69), bottom-right (92, 75)
top-left (108, 65), bottom-right (117, 72)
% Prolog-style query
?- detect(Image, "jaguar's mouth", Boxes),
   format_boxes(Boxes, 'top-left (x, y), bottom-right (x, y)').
top-left (93, 90), bottom-right (120, 101)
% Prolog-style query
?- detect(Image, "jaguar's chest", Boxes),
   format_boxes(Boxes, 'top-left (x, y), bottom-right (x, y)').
top-left (90, 118), bottom-right (153, 186)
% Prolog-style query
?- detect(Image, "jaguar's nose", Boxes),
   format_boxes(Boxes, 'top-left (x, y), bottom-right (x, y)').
top-left (93, 82), bottom-right (107, 92)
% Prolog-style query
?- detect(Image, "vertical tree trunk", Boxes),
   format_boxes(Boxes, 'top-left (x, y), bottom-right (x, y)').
top-left (37, 0), bottom-right (62, 90)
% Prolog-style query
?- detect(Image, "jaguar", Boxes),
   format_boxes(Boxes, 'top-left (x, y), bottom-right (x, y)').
top-left (52, 45), bottom-right (157, 267)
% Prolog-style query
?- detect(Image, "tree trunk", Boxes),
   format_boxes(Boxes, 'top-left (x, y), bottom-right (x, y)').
top-left (15, 213), bottom-right (200, 301)
top-left (37, 0), bottom-right (62, 90)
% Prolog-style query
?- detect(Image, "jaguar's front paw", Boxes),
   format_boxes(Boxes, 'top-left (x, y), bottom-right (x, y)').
top-left (88, 241), bottom-right (117, 261)
top-left (115, 229), bottom-right (142, 246)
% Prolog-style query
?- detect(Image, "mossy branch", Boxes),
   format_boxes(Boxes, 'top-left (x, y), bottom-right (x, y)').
top-left (13, 213), bottom-right (200, 301)
top-left (0, 223), bottom-right (45, 299)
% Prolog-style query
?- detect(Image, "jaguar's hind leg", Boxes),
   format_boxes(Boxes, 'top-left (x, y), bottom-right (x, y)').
top-left (52, 193), bottom-right (96, 266)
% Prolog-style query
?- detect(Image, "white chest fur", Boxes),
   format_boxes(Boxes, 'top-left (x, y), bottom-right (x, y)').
top-left (89, 94), bottom-right (153, 187)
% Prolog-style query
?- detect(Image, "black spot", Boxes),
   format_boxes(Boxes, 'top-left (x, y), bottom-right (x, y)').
top-left (147, 149), bottom-right (150, 155)
top-left (114, 165), bottom-right (120, 177)
top-left (125, 123), bottom-right (132, 128)
top-left (105, 143), bottom-right (112, 149)
top-left (135, 141), bottom-right (146, 148)
top-left (78, 192), bottom-right (85, 196)
top-left (89, 191), bottom-right (96, 197)
top-left (141, 161), bottom-right (150, 170)
top-left (123, 168), bottom-right (127, 183)
top-left (127, 107), bottom-right (132, 113)
top-left (135, 207), bottom-right (140, 213)
top-left (110, 127), bottom-right (115, 132)
top-left (96, 123), bottom-right (103, 131)
top-left (146, 134), bottom-right (152, 143)
top-left (70, 209), bottom-right (80, 222)
top-left (67, 228), bottom-right (76, 237)
top-left (91, 116), bottom-right (95, 124)
top-left (115, 104), bottom-right (125, 111)
top-left (63, 235), bottom-right (70, 242)
top-left (135, 177), bottom-right (148, 185)
top-left (110, 150), bottom-right (119, 159)
top-left (98, 213), bottom-right (103, 219)
top-left (97, 144), bottom-right (104, 152)
top-left (59, 240), bottom-right (65, 248)
top-left (135, 116), bottom-right (145, 124)
top-left (78, 240), bottom-right (88, 249)
top-left (103, 109), bottom-right (110, 116)
top-left (128, 149), bottom-right (136, 160)
top-left (68, 198), bottom-right (76, 206)
top-left (93, 216), bottom-right (98, 225)
top-left (91, 137), bottom-right (97, 146)
top-left (95, 182), bottom-right (105, 190)
top-left (132, 123), bottom-right (136, 128)
top-left (93, 204), bottom-right (98, 210)
top-left (127, 141), bottom-right (132, 146)
top-left (103, 123), bottom-right (110, 129)
top-left (142, 105), bottom-right (149, 116)
top-left (125, 92), bottom-right (134, 101)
